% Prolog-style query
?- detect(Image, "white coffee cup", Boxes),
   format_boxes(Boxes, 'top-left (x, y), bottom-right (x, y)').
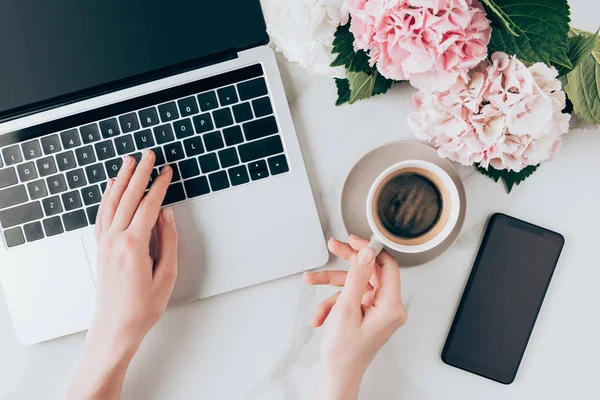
top-left (366, 160), bottom-right (460, 255)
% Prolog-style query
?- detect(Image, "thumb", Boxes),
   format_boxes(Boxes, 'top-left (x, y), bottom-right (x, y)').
top-left (340, 247), bottom-right (375, 306)
top-left (154, 208), bottom-right (178, 295)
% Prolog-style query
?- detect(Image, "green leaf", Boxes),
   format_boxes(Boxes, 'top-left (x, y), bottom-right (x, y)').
top-left (330, 23), bottom-right (373, 74)
top-left (480, 0), bottom-right (519, 36)
top-left (347, 71), bottom-right (376, 104)
top-left (487, 0), bottom-right (572, 69)
top-left (371, 73), bottom-right (394, 97)
top-left (334, 78), bottom-right (351, 106)
top-left (560, 29), bottom-right (600, 124)
top-left (558, 29), bottom-right (599, 76)
top-left (475, 164), bottom-right (539, 193)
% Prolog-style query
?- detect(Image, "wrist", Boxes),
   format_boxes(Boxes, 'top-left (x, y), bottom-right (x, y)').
top-left (85, 325), bottom-right (141, 368)
top-left (318, 366), bottom-right (364, 400)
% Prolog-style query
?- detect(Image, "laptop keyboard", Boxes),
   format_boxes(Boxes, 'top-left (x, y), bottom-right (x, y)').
top-left (0, 64), bottom-right (289, 248)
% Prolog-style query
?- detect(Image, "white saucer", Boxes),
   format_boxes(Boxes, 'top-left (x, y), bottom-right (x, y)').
top-left (340, 141), bottom-right (467, 267)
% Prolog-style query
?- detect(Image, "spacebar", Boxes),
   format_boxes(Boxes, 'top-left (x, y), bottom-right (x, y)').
top-left (0, 202), bottom-right (44, 228)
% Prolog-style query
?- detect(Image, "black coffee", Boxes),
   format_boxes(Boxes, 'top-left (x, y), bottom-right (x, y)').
top-left (376, 172), bottom-right (443, 239)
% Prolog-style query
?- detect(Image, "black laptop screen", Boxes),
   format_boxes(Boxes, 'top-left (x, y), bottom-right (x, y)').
top-left (0, 0), bottom-right (267, 120)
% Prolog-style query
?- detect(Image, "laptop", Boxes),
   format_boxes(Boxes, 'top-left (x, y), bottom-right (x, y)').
top-left (0, 0), bottom-right (328, 344)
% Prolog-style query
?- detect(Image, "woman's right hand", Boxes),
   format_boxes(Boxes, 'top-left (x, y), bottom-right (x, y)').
top-left (304, 235), bottom-right (408, 400)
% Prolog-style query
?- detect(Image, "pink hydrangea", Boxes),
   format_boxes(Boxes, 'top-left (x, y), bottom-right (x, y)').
top-left (408, 52), bottom-right (571, 172)
top-left (347, 0), bottom-right (491, 92)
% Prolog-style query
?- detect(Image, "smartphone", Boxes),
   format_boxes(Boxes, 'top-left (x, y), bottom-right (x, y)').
top-left (442, 213), bottom-right (565, 384)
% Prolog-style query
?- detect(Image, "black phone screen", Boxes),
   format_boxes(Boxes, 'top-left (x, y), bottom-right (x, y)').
top-left (442, 213), bottom-right (564, 384)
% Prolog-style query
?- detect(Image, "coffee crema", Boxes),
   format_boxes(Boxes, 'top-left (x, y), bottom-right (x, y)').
top-left (372, 168), bottom-right (450, 246)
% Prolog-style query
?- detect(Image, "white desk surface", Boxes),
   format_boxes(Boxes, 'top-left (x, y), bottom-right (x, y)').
top-left (1, 3), bottom-right (599, 399)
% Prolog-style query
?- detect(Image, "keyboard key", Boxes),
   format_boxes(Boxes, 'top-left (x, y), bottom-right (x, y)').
top-left (223, 126), bottom-right (244, 146)
top-left (2, 145), bottom-right (22, 166)
top-left (0, 154), bottom-right (2, 168)
top-left (17, 162), bottom-right (38, 182)
top-left (208, 171), bottom-right (230, 191)
top-left (4, 227), bottom-right (25, 247)
top-left (23, 221), bottom-right (44, 242)
top-left (154, 124), bottom-right (175, 145)
top-left (248, 160), bottom-right (270, 181)
top-left (151, 147), bottom-right (166, 166)
top-left (43, 216), bottom-right (64, 237)
top-left (27, 180), bottom-right (48, 200)
top-left (218, 148), bottom-right (239, 168)
top-left (81, 185), bottom-right (102, 206)
top-left (252, 97), bottom-right (274, 118)
top-left (183, 136), bottom-right (205, 157)
top-left (0, 201), bottom-right (43, 228)
top-left (232, 102), bottom-right (254, 123)
top-left (268, 155), bottom-right (289, 175)
top-left (178, 96), bottom-right (200, 117)
top-left (75, 146), bottom-right (97, 166)
top-left (158, 102), bottom-right (179, 122)
top-left (213, 108), bottom-right (234, 128)
top-left (41, 134), bottom-right (62, 155)
top-left (184, 176), bottom-right (210, 198)
top-left (168, 164), bottom-right (181, 182)
top-left (134, 129), bottom-right (155, 150)
top-left (147, 168), bottom-right (159, 190)
top-left (62, 190), bottom-right (83, 211)
top-left (0, 167), bottom-right (18, 189)
top-left (198, 153), bottom-right (219, 173)
top-left (178, 159), bottom-right (200, 179)
top-left (62, 209), bottom-right (88, 231)
top-left (94, 140), bottom-right (116, 161)
top-left (228, 165), bottom-right (250, 186)
top-left (99, 118), bottom-right (121, 139)
top-left (197, 91), bottom-right (219, 111)
top-left (193, 113), bottom-right (214, 134)
top-left (238, 135), bottom-right (284, 163)
top-left (0, 185), bottom-right (28, 210)
top-left (80, 124), bottom-right (101, 144)
top-left (42, 196), bottom-right (63, 216)
top-left (173, 118), bottom-right (194, 139)
top-left (203, 131), bottom-right (225, 152)
top-left (217, 86), bottom-right (239, 106)
top-left (162, 183), bottom-right (186, 205)
top-left (36, 156), bottom-right (57, 177)
top-left (57, 150), bottom-right (77, 171)
top-left (66, 169), bottom-right (87, 189)
top-left (105, 158), bottom-right (123, 179)
top-left (47, 174), bottom-right (68, 194)
top-left (85, 163), bottom-right (106, 184)
top-left (238, 77), bottom-right (268, 100)
top-left (86, 205), bottom-right (100, 225)
top-left (164, 142), bottom-right (185, 163)
top-left (131, 152), bottom-right (142, 165)
top-left (243, 116), bottom-right (278, 141)
top-left (60, 129), bottom-right (81, 149)
top-left (115, 134), bottom-right (135, 155)
top-left (119, 113), bottom-right (140, 133)
top-left (22, 140), bottom-right (43, 160)
top-left (139, 107), bottom-right (160, 127)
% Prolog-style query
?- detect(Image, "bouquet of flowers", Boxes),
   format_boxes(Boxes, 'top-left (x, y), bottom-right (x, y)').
top-left (261, 0), bottom-right (600, 192)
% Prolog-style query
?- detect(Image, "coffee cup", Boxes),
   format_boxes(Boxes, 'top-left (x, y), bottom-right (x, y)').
top-left (366, 160), bottom-right (460, 255)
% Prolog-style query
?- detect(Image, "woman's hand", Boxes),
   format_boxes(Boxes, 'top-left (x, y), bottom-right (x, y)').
top-left (304, 235), bottom-right (407, 400)
top-left (68, 149), bottom-right (178, 400)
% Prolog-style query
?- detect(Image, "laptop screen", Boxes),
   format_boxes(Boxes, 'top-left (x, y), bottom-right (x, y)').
top-left (0, 0), bottom-right (267, 120)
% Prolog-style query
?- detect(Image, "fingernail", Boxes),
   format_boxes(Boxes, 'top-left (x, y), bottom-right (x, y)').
top-left (161, 207), bottom-right (174, 222)
top-left (357, 247), bottom-right (374, 265)
top-left (160, 165), bottom-right (172, 174)
top-left (142, 149), bottom-right (151, 160)
top-left (123, 156), bottom-right (132, 166)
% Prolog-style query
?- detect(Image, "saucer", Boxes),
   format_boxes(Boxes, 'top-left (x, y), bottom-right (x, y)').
top-left (340, 141), bottom-right (467, 267)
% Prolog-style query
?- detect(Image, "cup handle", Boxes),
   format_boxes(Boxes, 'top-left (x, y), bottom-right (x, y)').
top-left (367, 236), bottom-right (385, 257)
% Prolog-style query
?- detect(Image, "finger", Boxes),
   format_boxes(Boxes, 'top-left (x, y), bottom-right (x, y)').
top-left (373, 250), bottom-right (402, 307)
top-left (327, 237), bottom-right (355, 261)
top-left (129, 165), bottom-right (172, 233)
top-left (95, 179), bottom-right (114, 242)
top-left (304, 270), bottom-right (374, 291)
top-left (340, 247), bottom-right (376, 306)
top-left (153, 208), bottom-right (178, 297)
top-left (348, 235), bottom-right (370, 252)
top-left (311, 291), bottom-right (341, 327)
top-left (110, 149), bottom-right (156, 232)
top-left (101, 156), bottom-right (136, 234)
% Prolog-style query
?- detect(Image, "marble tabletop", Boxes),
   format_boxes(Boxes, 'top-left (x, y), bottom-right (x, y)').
top-left (2, 3), bottom-right (600, 399)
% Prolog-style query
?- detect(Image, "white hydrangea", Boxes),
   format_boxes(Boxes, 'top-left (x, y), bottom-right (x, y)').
top-left (261, 0), bottom-right (348, 78)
